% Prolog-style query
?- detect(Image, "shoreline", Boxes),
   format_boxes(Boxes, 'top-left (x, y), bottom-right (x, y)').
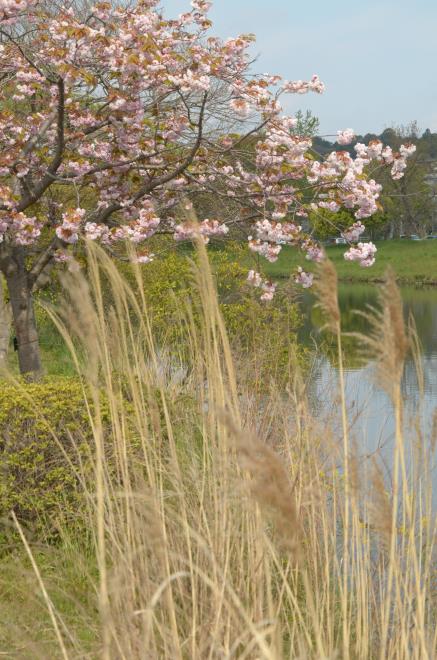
top-left (336, 276), bottom-right (437, 286)
top-left (261, 240), bottom-right (437, 287)
top-left (273, 273), bottom-right (437, 286)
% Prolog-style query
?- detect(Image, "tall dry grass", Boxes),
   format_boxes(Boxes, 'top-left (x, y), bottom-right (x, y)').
top-left (3, 244), bottom-right (437, 658)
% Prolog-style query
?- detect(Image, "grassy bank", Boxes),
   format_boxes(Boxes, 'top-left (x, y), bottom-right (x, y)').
top-left (260, 239), bottom-right (437, 283)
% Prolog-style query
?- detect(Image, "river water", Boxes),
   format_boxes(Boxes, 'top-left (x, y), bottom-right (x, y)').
top-left (299, 283), bottom-right (437, 498)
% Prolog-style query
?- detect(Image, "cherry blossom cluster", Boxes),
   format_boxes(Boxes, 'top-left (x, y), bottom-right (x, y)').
top-left (229, 74), bottom-right (322, 120)
top-left (342, 221), bottom-right (366, 242)
top-left (294, 267), bottom-right (314, 288)
top-left (11, 213), bottom-right (42, 246)
top-left (282, 75), bottom-right (325, 95)
top-left (354, 140), bottom-right (416, 180)
top-left (56, 208), bottom-right (87, 244)
top-left (174, 219), bottom-right (229, 244)
top-left (308, 151), bottom-right (384, 219)
top-left (229, 98), bottom-right (251, 118)
top-left (248, 238), bottom-right (282, 263)
top-left (191, 1), bottom-right (213, 13)
top-left (127, 206), bottom-right (161, 243)
top-left (0, 0), bottom-right (35, 23)
top-left (344, 241), bottom-right (377, 268)
top-left (247, 215), bottom-right (324, 279)
top-left (253, 219), bottom-right (302, 244)
top-left (53, 249), bottom-right (73, 263)
top-left (84, 223), bottom-right (110, 242)
top-left (337, 128), bottom-right (355, 145)
top-left (248, 219), bottom-right (303, 262)
top-left (303, 240), bottom-right (325, 263)
top-left (247, 270), bottom-right (276, 301)
top-left (0, 211), bottom-right (42, 245)
top-left (132, 251), bottom-right (155, 264)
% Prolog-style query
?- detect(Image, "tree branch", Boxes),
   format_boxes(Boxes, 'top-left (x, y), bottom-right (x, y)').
top-left (21, 110), bottom-right (57, 157)
top-left (28, 237), bottom-right (61, 290)
top-left (94, 92), bottom-right (209, 225)
top-left (16, 78), bottom-right (65, 211)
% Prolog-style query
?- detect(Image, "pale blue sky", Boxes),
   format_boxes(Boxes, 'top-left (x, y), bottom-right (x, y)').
top-left (161, 0), bottom-right (437, 137)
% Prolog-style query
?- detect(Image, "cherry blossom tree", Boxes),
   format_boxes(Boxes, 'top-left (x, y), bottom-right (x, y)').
top-left (0, 0), bottom-right (414, 375)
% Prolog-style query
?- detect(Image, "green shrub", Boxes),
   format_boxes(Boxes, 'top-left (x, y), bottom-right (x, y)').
top-left (0, 377), bottom-right (109, 538)
top-left (117, 242), bottom-right (248, 340)
top-left (117, 242), bottom-right (305, 382)
top-left (25, 241), bottom-right (305, 380)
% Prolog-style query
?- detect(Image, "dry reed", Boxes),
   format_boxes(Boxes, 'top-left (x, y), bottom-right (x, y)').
top-left (1, 245), bottom-right (436, 659)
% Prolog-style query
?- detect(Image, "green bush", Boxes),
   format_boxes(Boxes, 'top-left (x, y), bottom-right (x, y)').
top-left (28, 241), bottom-right (305, 380)
top-left (0, 377), bottom-right (109, 537)
top-left (117, 242), bottom-right (305, 382)
top-left (0, 246), bottom-right (304, 541)
top-left (116, 242), bottom-right (249, 342)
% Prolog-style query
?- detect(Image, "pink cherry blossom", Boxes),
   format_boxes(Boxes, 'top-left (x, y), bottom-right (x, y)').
top-left (191, 0), bottom-right (212, 13)
top-left (252, 220), bottom-right (302, 245)
top-left (319, 201), bottom-right (340, 213)
top-left (0, 0), bottom-right (35, 23)
top-left (84, 222), bottom-right (110, 241)
top-left (128, 207), bottom-right (161, 243)
top-left (390, 159), bottom-right (407, 180)
top-left (400, 143), bottom-right (416, 158)
top-left (381, 146), bottom-right (394, 163)
top-left (247, 270), bottom-right (262, 287)
top-left (248, 238), bottom-right (282, 262)
top-left (230, 98), bottom-right (250, 117)
top-left (174, 223), bottom-right (197, 242)
top-left (199, 219), bottom-right (229, 240)
top-left (305, 244), bottom-right (325, 263)
top-left (260, 281), bottom-right (276, 301)
top-left (9, 212), bottom-right (42, 246)
top-left (342, 221), bottom-right (365, 243)
top-left (294, 267), bottom-right (314, 288)
top-left (247, 269), bottom-right (276, 300)
top-left (344, 241), bottom-right (377, 267)
top-left (53, 249), bottom-right (72, 263)
top-left (282, 74), bottom-right (325, 95)
top-left (174, 219), bottom-right (229, 244)
top-left (337, 128), bottom-right (355, 145)
top-left (56, 208), bottom-right (86, 244)
top-left (133, 252), bottom-right (155, 264)
top-left (365, 140), bottom-right (384, 159)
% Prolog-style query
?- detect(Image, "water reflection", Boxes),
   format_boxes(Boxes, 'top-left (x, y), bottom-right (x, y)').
top-left (299, 283), bottom-right (437, 499)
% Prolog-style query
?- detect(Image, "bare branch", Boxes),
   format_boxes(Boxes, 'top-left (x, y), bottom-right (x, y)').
top-left (94, 92), bottom-right (209, 225)
top-left (21, 110), bottom-right (57, 157)
top-left (16, 78), bottom-right (65, 211)
top-left (29, 237), bottom-right (61, 290)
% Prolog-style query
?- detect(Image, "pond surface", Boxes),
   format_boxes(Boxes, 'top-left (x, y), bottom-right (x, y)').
top-left (299, 283), bottom-right (437, 499)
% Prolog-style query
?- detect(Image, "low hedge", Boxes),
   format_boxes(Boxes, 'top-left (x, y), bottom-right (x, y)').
top-left (0, 377), bottom-right (109, 538)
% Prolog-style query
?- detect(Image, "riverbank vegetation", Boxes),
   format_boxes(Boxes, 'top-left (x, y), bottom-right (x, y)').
top-left (3, 236), bottom-right (437, 379)
top-left (0, 245), bottom-right (435, 658)
top-left (261, 238), bottom-right (437, 284)
top-left (0, 1), bottom-right (435, 657)
top-left (5, 245), bottom-right (303, 378)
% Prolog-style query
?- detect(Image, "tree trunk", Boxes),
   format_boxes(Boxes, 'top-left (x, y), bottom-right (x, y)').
top-left (0, 274), bottom-right (11, 367)
top-left (6, 261), bottom-right (42, 377)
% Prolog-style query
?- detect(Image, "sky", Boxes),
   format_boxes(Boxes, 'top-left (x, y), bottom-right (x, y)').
top-left (161, 0), bottom-right (437, 138)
